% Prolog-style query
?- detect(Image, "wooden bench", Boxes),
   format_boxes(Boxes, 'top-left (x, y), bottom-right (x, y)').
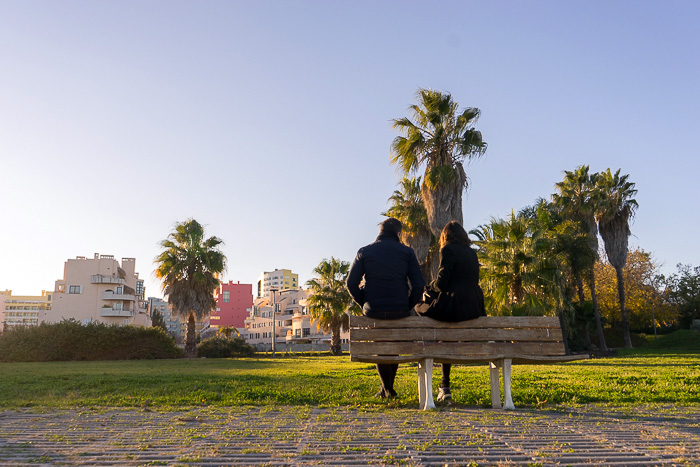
top-left (350, 315), bottom-right (589, 410)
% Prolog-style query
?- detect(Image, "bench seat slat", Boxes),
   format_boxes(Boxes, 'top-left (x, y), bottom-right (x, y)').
top-left (350, 341), bottom-right (567, 357)
top-left (350, 315), bottom-right (561, 329)
top-left (351, 327), bottom-right (562, 342)
top-left (351, 354), bottom-right (587, 364)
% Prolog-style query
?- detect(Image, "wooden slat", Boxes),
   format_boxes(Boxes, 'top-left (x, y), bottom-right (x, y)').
top-left (350, 315), bottom-right (561, 329)
top-left (352, 354), bottom-right (588, 365)
top-left (351, 327), bottom-right (562, 343)
top-left (350, 341), bottom-right (566, 357)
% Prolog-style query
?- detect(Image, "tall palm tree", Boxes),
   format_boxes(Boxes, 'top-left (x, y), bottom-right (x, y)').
top-left (155, 219), bottom-right (226, 358)
top-left (391, 88), bottom-right (487, 279)
top-left (305, 258), bottom-right (361, 355)
top-left (381, 177), bottom-right (434, 277)
top-left (597, 169), bottom-right (638, 348)
top-left (552, 165), bottom-right (608, 351)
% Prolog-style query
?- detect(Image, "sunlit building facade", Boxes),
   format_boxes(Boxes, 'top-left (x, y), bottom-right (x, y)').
top-left (0, 290), bottom-right (52, 332)
top-left (256, 268), bottom-right (298, 298)
top-left (49, 253), bottom-right (150, 327)
top-left (210, 281), bottom-right (253, 330)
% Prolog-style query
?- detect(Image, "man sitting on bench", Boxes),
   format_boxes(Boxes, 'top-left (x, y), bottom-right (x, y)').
top-left (346, 218), bottom-right (425, 399)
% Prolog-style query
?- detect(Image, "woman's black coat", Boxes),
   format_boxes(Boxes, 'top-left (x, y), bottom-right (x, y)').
top-left (416, 242), bottom-right (485, 322)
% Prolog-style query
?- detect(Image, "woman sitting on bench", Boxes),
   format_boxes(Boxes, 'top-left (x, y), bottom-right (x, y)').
top-left (415, 221), bottom-right (486, 404)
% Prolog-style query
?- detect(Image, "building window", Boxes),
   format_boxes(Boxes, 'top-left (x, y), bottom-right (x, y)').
top-left (223, 291), bottom-right (230, 303)
top-left (302, 327), bottom-right (310, 337)
top-left (68, 285), bottom-right (82, 294)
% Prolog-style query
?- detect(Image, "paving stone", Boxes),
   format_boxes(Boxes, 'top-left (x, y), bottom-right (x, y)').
top-left (0, 405), bottom-right (699, 466)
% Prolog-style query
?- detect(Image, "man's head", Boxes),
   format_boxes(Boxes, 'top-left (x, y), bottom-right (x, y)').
top-left (379, 218), bottom-right (402, 237)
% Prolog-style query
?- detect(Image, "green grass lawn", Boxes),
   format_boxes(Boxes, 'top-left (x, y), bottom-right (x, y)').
top-left (1, 348), bottom-right (698, 409)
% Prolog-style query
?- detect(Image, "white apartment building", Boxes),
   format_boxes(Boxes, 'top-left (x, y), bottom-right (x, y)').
top-left (244, 288), bottom-right (349, 348)
top-left (147, 297), bottom-right (180, 337)
top-left (256, 268), bottom-right (299, 298)
top-left (49, 254), bottom-right (150, 327)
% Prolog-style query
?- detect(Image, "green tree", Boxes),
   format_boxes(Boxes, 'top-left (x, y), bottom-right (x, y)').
top-left (381, 177), bottom-right (434, 277)
top-left (391, 88), bottom-right (487, 279)
top-left (552, 165), bottom-right (608, 351)
top-left (305, 257), bottom-right (361, 355)
top-left (597, 169), bottom-right (638, 348)
top-left (151, 308), bottom-right (167, 333)
top-left (666, 264), bottom-right (700, 329)
top-left (155, 219), bottom-right (226, 358)
top-left (594, 248), bottom-right (677, 331)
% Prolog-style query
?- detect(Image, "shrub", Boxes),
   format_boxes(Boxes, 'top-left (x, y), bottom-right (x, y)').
top-left (197, 336), bottom-right (255, 358)
top-left (0, 320), bottom-right (183, 362)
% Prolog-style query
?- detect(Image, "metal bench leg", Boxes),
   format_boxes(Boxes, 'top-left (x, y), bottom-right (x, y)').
top-left (418, 359), bottom-right (435, 410)
top-left (489, 361), bottom-right (502, 409)
top-left (503, 358), bottom-right (515, 410)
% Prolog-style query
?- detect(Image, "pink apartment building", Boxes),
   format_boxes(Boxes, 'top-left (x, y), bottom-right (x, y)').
top-left (210, 281), bottom-right (253, 329)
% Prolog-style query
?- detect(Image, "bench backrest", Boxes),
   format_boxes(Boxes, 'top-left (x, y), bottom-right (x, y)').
top-left (349, 315), bottom-right (568, 360)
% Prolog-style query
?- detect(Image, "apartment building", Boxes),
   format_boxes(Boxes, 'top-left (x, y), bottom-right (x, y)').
top-left (256, 268), bottom-right (298, 298)
top-left (49, 254), bottom-right (150, 327)
top-left (0, 290), bottom-right (52, 332)
top-left (210, 281), bottom-right (253, 329)
top-left (147, 297), bottom-right (180, 337)
top-left (244, 288), bottom-right (348, 348)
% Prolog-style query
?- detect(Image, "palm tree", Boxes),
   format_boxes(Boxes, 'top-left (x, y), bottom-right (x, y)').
top-left (552, 165), bottom-right (608, 351)
top-left (155, 219), bottom-right (226, 358)
top-left (530, 200), bottom-right (597, 347)
top-left (305, 257), bottom-right (361, 355)
top-left (472, 211), bottom-right (562, 316)
top-left (391, 88), bottom-right (487, 279)
top-left (597, 169), bottom-right (639, 348)
top-left (381, 177), bottom-right (434, 277)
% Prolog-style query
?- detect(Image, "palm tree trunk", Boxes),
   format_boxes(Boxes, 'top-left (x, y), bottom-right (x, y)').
top-left (574, 275), bottom-right (592, 349)
top-left (421, 166), bottom-right (465, 243)
top-left (588, 271), bottom-right (608, 352)
top-left (185, 313), bottom-right (197, 358)
top-left (615, 266), bottom-right (632, 348)
top-left (330, 324), bottom-right (342, 356)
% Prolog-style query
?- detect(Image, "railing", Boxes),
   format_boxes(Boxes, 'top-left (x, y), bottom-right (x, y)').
top-left (91, 275), bottom-right (126, 285)
top-left (100, 308), bottom-right (134, 317)
top-left (101, 291), bottom-right (136, 301)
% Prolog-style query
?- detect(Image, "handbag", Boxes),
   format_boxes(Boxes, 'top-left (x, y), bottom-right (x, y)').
top-left (422, 285), bottom-right (439, 304)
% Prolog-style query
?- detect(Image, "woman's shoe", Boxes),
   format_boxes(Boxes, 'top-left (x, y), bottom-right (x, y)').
top-left (437, 387), bottom-right (452, 404)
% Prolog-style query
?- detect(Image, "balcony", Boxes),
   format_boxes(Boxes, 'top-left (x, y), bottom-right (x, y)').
top-left (102, 291), bottom-right (136, 301)
top-left (91, 275), bottom-right (126, 285)
top-left (100, 307), bottom-right (134, 317)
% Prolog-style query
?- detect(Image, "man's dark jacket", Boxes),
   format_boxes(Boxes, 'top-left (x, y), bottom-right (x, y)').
top-left (346, 232), bottom-right (425, 319)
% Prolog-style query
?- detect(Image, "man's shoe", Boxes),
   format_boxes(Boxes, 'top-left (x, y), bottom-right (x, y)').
top-left (437, 387), bottom-right (452, 404)
top-left (375, 388), bottom-right (398, 399)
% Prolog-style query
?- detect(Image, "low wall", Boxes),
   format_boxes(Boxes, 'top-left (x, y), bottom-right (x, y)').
top-left (252, 342), bottom-right (349, 353)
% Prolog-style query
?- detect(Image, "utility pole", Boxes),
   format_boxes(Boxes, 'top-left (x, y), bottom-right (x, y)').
top-left (269, 286), bottom-right (278, 358)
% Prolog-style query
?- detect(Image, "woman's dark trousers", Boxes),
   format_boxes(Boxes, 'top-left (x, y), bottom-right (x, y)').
top-left (376, 364), bottom-right (398, 395)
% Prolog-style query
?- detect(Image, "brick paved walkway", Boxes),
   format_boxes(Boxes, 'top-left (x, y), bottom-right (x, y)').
top-left (1, 405), bottom-right (699, 466)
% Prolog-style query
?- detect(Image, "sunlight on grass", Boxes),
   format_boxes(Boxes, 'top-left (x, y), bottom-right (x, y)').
top-left (0, 351), bottom-right (698, 409)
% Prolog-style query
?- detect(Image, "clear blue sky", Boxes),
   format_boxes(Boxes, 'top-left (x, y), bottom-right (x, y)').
top-left (1, 1), bottom-right (698, 297)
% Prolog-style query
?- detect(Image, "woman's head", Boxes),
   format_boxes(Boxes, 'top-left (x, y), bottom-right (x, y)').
top-left (440, 221), bottom-right (471, 248)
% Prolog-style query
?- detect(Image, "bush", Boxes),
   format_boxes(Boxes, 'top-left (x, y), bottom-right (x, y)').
top-left (197, 336), bottom-right (255, 358)
top-left (0, 320), bottom-right (183, 362)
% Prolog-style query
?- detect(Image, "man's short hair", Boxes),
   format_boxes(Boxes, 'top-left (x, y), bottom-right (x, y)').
top-left (380, 218), bottom-right (403, 236)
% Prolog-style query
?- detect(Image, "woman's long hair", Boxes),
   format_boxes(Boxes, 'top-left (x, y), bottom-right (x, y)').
top-left (439, 221), bottom-right (471, 249)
